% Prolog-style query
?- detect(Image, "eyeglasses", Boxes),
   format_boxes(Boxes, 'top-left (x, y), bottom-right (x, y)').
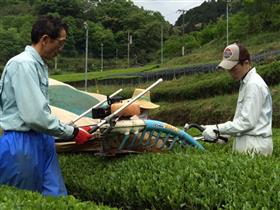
top-left (54, 38), bottom-right (66, 48)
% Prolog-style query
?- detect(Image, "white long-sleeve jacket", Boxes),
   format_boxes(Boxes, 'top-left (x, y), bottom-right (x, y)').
top-left (218, 68), bottom-right (273, 155)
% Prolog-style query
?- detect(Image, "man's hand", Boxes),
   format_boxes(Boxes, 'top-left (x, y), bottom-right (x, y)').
top-left (202, 125), bottom-right (218, 141)
top-left (73, 127), bottom-right (94, 145)
top-left (184, 123), bottom-right (189, 131)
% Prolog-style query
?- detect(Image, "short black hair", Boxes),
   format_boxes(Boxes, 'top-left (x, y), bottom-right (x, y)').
top-left (31, 15), bottom-right (68, 44)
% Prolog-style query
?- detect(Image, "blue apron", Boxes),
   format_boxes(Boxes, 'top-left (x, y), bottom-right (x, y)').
top-left (0, 130), bottom-right (67, 196)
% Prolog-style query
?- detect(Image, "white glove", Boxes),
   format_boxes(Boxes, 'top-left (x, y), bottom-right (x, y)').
top-left (184, 123), bottom-right (189, 131)
top-left (202, 125), bottom-right (218, 141)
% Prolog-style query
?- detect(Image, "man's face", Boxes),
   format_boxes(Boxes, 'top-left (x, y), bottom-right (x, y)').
top-left (227, 61), bottom-right (249, 81)
top-left (42, 29), bottom-right (67, 60)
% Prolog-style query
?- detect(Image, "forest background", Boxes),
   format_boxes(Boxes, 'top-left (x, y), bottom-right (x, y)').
top-left (1, 0), bottom-right (279, 74)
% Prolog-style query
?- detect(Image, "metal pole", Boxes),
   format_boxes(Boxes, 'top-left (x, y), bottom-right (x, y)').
top-left (101, 42), bottom-right (103, 72)
top-left (161, 23), bottom-right (163, 64)
top-left (226, 0), bottom-right (230, 45)
top-left (54, 56), bottom-right (58, 71)
top-left (182, 11), bottom-right (185, 37)
top-left (127, 31), bottom-right (130, 68)
top-left (84, 21), bottom-right (88, 91)
top-left (177, 9), bottom-right (186, 56)
top-left (182, 10), bottom-right (185, 56)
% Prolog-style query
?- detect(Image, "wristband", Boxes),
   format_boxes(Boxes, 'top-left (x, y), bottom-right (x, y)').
top-left (215, 124), bottom-right (220, 137)
top-left (72, 127), bottom-right (79, 138)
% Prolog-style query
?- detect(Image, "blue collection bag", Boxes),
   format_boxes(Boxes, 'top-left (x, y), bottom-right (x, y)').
top-left (0, 130), bottom-right (67, 196)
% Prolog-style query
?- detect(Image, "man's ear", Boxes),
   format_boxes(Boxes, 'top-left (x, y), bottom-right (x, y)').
top-left (40, 35), bottom-right (49, 46)
top-left (243, 60), bottom-right (250, 65)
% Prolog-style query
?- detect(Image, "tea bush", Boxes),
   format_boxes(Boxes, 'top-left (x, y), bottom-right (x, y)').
top-left (0, 185), bottom-right (118, 210)
top-left (59, 130), bottom-right (280, 209)
top-left (150, 61), bottom-right (280, 102)
top-left (92, 61), bottom-right (280, 103)
top-left (151, 82), bottom-right (280, 127)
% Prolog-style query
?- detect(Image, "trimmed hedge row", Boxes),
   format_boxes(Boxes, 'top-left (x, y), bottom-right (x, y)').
top-left (150, 94), bottom-right (237, 126)
top-left (154, 61), bottom-right (280, 102)
top-left (116, 61), bottom-right (280, 103)
top-left (150, 82), bottom-right (280, 128)
top-left (0, 185), bottom-right (118, 210)
top-left (59, 131), bottom-right (280, 209)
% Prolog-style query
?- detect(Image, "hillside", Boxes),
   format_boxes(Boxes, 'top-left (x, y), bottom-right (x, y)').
top-left (50, 30), bottom-right (280, 87)
top-left (0, 1), bottom-right (279, 73)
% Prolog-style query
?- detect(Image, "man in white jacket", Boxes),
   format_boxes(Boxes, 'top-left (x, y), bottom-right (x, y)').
top-left (202, 43), bottom-right (273, 156)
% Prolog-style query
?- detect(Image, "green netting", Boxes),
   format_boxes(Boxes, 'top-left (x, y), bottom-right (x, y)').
top-left (49, 85), bottom-right (99, 117)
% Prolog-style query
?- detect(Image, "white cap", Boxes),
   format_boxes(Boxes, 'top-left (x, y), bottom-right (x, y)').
top-left (218, 43), bottom-right (240, 70)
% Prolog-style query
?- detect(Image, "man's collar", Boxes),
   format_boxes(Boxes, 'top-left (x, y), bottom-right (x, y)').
top-left (25, 45), bottom-right (45, 66)
top-left (241, 67), bottom-right (256, 84)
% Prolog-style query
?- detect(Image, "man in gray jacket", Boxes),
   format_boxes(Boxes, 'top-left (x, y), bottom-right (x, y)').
top-left (202, 43), bottom-right (273, 156)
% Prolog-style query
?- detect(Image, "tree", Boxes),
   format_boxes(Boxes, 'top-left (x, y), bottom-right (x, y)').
top-left (35, 0), bottom-right (83, 18)
top-left (0, 27), bottom-right (23, 63)
top-left (175, 0), bottom-right (227, 33)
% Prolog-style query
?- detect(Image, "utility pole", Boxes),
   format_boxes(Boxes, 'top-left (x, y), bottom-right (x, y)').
top-left (54, 56), bottom-right (58, 71)
top-left (127, 31), bottom-right (132, 68)
top-left (177, 9), bottom-right (187, 56)
top-left (84, 21), bottom-right (88, 91)
top-left (101, 42), bottom-right (103, 72)
top-left (226, 0), bottom-right (231, 46)
top-left (161, 23), bottom-right (163, 64)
